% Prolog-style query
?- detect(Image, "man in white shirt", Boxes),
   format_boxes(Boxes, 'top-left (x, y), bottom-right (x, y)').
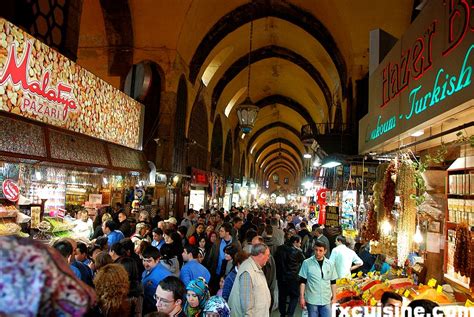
top-left (329, 235), bottom-right (363, 279)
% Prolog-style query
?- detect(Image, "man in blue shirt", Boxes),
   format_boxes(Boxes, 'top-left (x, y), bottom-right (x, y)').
top-left (180, 245), bottom-right (210, 287)
top-left (299, 240), bottom-right (338, 317)
top-left (102, 220), bottom-right (124, 250)
top-left (141, 246), bottom-right (172, 315)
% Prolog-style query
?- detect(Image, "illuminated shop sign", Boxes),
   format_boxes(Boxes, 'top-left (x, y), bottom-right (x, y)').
top-left (360, 0), bottom-right (474, 152)
top-left (0, 18), bottom-right (144, 150)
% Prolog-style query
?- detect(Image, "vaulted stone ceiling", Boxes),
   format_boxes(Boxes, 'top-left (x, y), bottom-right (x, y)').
top-left (75, 0), bottom-right (413, 187)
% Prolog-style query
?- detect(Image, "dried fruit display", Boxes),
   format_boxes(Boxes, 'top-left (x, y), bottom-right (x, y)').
top-left (0, 19), bottom-right (143, 150)
top-left (453, 223), bottom-right (470, 277)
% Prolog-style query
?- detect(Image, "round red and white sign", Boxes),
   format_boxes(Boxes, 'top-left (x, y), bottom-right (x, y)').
top-left (2, 179), bottom-right (20, 202)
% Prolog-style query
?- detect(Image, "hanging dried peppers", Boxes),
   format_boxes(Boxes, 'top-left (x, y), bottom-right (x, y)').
top-left (382, 161), bottom-right (397, 220)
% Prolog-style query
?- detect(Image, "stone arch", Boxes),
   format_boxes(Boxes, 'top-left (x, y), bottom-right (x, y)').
top-left (210, 115), bottom-right (224, 171)
top-left (233, 141), bottom-right (241, 179)
top-left (100, 0), bottom-right (134, 81)
top-left (250, 161), bottom-right (255, 180)
top-left (187, 99), bottom-right (209, 171)
top-left (212, 45), bottom-right (331, 118)
top-left (140, 62), bottom-right (163, 163)
top-left (223, 131), bottom-right (233, 180)
top-left (173, 75), bottom-right (188, 174)
top-left (240, 152), bottom-right (246, 180)
top-left (188, 2), bottom-right (347, 97)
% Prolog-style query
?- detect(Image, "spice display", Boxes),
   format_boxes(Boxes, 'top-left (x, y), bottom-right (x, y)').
top-left (382, 161), bottom-right (397, 219)
top-left (453, 223), bottom-right (470, 277)
top-left (397, 160), bottom-right (417, 266)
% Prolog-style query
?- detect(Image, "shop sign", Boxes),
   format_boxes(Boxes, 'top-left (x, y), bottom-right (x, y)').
top-left (325, 205), bottom-right (339, 227)
top-left (360, 1), bottom-right (474, 153)
top-left (0, 18), bottom-right (144, 150)
top-left (2, 179), bottom-right (19, 202)
top-left (191, 168), bottom-right (208, 186)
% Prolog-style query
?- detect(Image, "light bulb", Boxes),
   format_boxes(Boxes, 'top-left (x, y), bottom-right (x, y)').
top-left (381, 219), bottom-right (392, 236)
top-left (414, 225), bottom-right (423, 244)
top-left (35, 170), bottom-right (42, 181)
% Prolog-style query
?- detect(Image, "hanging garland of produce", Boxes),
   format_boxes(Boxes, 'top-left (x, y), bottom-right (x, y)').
top-left (361, 202), bottom-right (379, 241)
top-left (382, 161), bottom-right (397, 220)
top-left (396, 159), bottom-right (417, 266)
top-left (374, 163), bottom-right (389, 224)
top-left (470, 231), bottom-right (474, 291)
top-left (454, 223), bottom-right (470, 277)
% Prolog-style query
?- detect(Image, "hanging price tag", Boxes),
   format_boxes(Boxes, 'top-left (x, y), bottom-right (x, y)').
top-left (436, 285), bottom-right (443, 293)
top-left (357, 271), bottom-right (363, 277)
top-left (367, 271), bottom-right (374, 278)
top-left (403, 290), bottom-right (410, 298)
top-left (465, 299), bottom-right (474, 307)
top-left (351, 273), bottom-right (356, 278)
top-left (427, 278), bottom-right (437, 288)
top-left (370, 298), bottom-right (378, 306)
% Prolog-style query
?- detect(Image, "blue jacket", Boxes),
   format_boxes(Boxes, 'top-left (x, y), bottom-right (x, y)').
top-left (142, 263), bottom-right (172, 313)
top-left (107, 230), bottom-right (125, 249)
top-left (222, 267), bottom-right (237, 301)
top-left (179, 259), bottom-right (211, 287)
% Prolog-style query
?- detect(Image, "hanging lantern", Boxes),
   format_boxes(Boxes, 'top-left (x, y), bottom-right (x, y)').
top-left (237, 97), bottom-right (259, 133)
top-left (237, 21), bottom-right (259, 134)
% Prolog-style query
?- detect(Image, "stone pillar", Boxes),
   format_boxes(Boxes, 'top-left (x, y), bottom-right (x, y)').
top-left (154, 91), bottom-right (176, 171)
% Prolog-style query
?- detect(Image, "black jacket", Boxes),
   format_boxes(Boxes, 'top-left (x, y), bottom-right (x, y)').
top-left (274, 243), bottom-right (305, 283)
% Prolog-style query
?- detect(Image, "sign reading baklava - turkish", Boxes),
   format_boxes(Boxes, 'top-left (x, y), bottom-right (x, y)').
top-left (359, 0), bottom-right (474, 153)
top-left (0, 18), bottom-right (144, 150)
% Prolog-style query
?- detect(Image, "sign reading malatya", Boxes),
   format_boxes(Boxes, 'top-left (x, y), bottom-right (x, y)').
top-left (0, 18), bottom-right (144, 150)
top-left (359, 1), bottom-right (473, 153)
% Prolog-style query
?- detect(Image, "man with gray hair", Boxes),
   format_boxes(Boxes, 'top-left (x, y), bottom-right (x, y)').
top-left (228, 243), bottom-right (271, 316)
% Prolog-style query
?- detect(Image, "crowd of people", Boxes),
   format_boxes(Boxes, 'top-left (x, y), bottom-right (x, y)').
top-left (0, 204), bottom-right (443, 317)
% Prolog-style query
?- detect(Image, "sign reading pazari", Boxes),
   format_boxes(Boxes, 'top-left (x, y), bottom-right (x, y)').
top-left (0, 18), bottom-right (144, 150)
top-left (359, 0), bottom-right (474, 153)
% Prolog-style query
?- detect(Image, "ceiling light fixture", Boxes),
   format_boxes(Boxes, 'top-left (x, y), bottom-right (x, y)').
top-left (236, 21), bottom-right (259, 134)
top-left (303, 153), bottom-right (312, 159)
top-left (411, 130), bottom-right (424, 137)
top-left (321, 155), bottom-right (343, 168)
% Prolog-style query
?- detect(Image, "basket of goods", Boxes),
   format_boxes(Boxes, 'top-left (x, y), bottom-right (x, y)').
top-left (387, 277), bottom-right (414, 289)
top-left (414, 288), bottom-right (452, 304)
top-left (0, 205), bottom-right (18, 218)
top-left (0, 222), bottom-right (21, 236)
top-left (360, 279), bottom-right (382, 291)
top-left (44, 217), bottom-right (75, 233)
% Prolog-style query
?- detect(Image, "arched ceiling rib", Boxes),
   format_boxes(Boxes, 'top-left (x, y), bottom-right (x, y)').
top-left (266, 165), bottom-right (295, 179)
top-left (220, 59), bottom-right (327, 125)
top-left (256, 95), bottom-right (318, 133)
top-left (262, 155), bottom-right (299, 175)
top-left (246, 122), bottom-right (299, 154)
top-left (253, 138), bottom-right (303, 163)
top-left (211, 45), bottom-right (332, 118)
top-left (188, 1), bottom-right (347, 97)
top-left (259, 148), bottom-right (302, 169)
top-left (265, 162), bottom-right (296, 178)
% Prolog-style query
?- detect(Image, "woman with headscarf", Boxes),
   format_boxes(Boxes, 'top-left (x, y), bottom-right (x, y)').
top-left (202, 296), bottom-right (230, 317)
top-left (0, 236), bottom-right (95, 316)
top-left (184, 277), bottom-right (210, 317)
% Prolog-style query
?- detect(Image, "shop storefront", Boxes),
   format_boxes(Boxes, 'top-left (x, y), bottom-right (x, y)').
top-left (0, 18), bottom-right (147, 238)
top-left (359, 0), bottom-right (473, 301)
top-left (189, 168), bottom-right (208, 211)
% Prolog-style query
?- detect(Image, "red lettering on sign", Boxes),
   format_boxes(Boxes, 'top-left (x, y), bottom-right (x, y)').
top-left (0, 41), bottom-right (78, 120)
